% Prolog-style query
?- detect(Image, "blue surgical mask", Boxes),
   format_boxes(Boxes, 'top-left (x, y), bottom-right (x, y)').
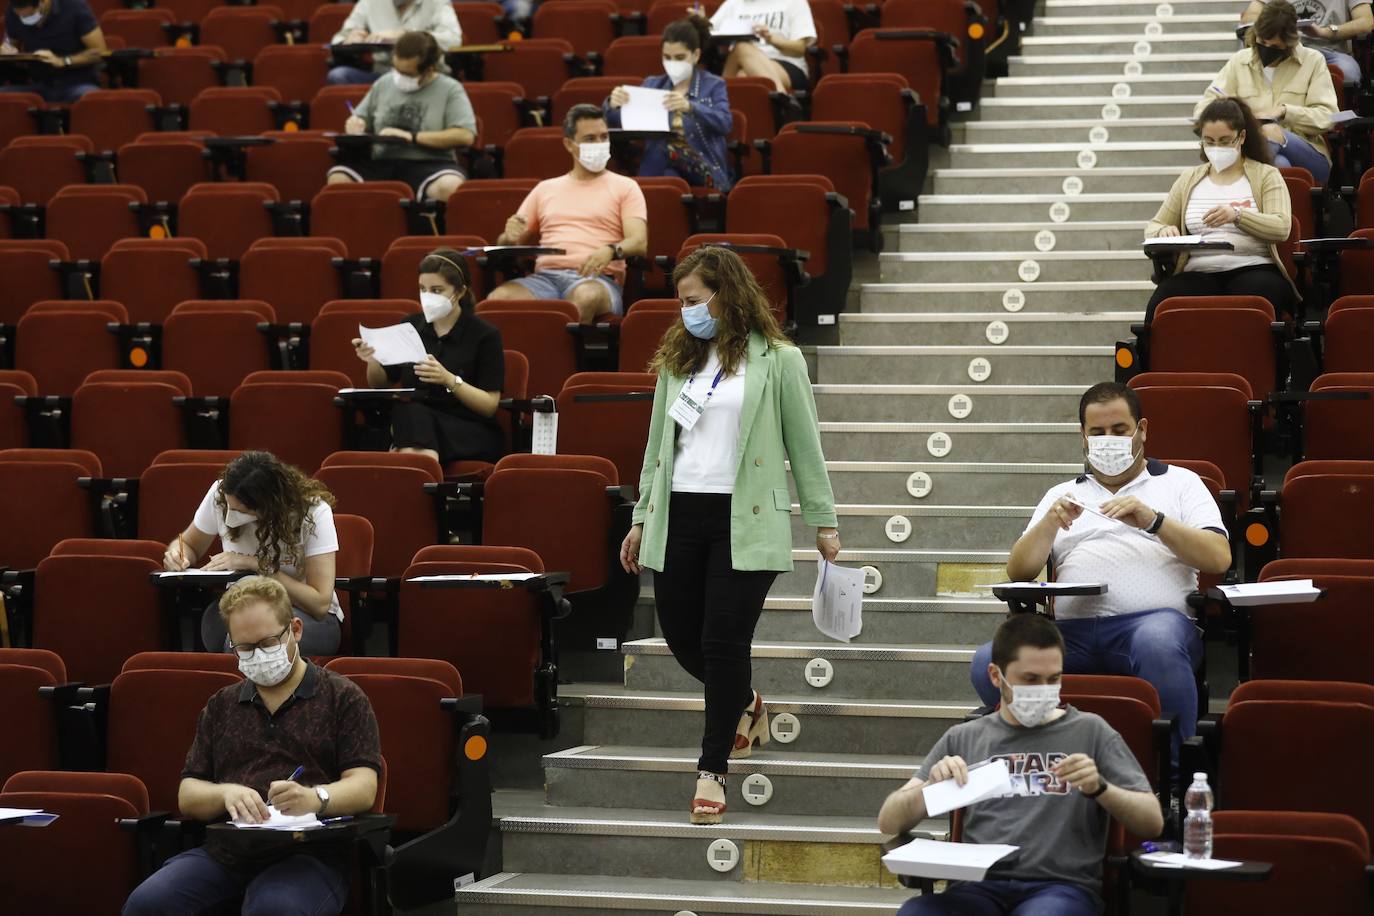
top-left (18, 9), bottom-right (42, 24)
top-left (681, 293), bottom-right (718, 340)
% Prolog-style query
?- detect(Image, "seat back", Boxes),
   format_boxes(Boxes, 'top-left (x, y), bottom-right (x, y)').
top-left (1304, 372), bottom-right (1374, 460)
top-left (1280, 473), bottom-right (1374, 559)
top-left (848, 28), bottom-right (946, 127)
top-left (201, 5), bottom-right (287, 62)
top-left (380, 235), bottom-right (487, 302)
top-left (678, 232), bottom-right (791, 323)
top-left (70, 89), bottom-right (161, 154)
top-left (310, 308), bottom-right (411, 386)
top-left (138, 46), bottom-right (227, 107)
top-left (121, 651), bottom-right (243, 675)
top-left (239, 243), bottom-right (345, 324)
top-left (0, 664), bottom-right (59, 785)
top-left (70, 381), bottom-right (186, 478)
top-left (314, 463), bottom-right (441, 579)
top-left (446, 179), bottom-right (537, 247)
top-left (773, 121), bottom-right (880, 231)
top-left (0, 247), bottom-right (65, 326)
top-left (480, 310), bottom-right (579, 397)
top-left (164, 304), bottom-right (276, 397)
top-left (136, 461), bottom-right (224, 543)
top-left (1254, 559), bottom-right (1374, 683)
top-left (310, 184), bottom-right (412, 259)
top-left (555, 378), bottom-right (656, 489)
top-left (0, 135), bottom-right (93, 205)
top-left (532, 0), bottom-right (618, 57)
top-left (483, 465), bottom-right (612, 592)
top-left (179, 182), bottom-right (280, 260)
top-left (504, 127), bottom-right (577, 180)
top-left (617, 307), bottom-right (676, 372)
top-left (309, 84), bottom-right (370, 132)
top-left (0, 460), bottom-right (97, 569)
top-left (482, 39), bottom-right (577, 101)
top-left (1149, 299), bottom-right (1277, 400)
top-left (1130, 383), bottom-right (1253, 507)
top-left (1230, 676), bottom-right (1374, 706)
top-left (603, 35), bottom-right (664, 77)
top-left (229, 381), bottom-right (346, 472)
top-left (46, 184), bottom-right (148, 261)
top-left (188, 85), bottom-right (282, 136)
top-left (116, 138), bottom-right (214, 206)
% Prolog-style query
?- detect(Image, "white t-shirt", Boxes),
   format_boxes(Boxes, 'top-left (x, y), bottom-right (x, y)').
top-left (711, 0), bottom-right (817, 72)
top-left (1182, 174), bottom-right (1274, 273)
top-left (1025, 460), bottom-right (1227, 620)
top-left (671, 348), bottom-right (747, 494)
top-left (192, 482), bottom-right (343, 621)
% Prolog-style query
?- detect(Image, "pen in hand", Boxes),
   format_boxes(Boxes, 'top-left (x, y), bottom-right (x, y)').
top-left (286, 765), bottom-right (305, 783)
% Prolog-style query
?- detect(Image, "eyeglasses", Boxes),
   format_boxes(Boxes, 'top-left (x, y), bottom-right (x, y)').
top-left (1201, 137), bottom-right (1241, 148)
top-left (229, 624), bottom-right (290, 660)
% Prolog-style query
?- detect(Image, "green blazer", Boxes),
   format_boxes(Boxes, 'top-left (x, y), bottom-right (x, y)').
top-left (632, 331), bottom-right (838, 572)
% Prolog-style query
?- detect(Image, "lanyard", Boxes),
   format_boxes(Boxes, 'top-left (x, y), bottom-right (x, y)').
top-left (687, 365), bottom-right (727, 406)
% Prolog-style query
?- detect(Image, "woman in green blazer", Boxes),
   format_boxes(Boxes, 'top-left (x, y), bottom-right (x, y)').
top-left (619, 246), bottom-right (839, 824)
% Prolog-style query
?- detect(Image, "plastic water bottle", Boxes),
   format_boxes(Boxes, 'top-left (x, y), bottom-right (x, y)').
top-left (1183, 772), bottom-right (1214, 860)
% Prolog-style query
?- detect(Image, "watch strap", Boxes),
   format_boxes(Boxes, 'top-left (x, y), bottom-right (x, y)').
top-left (315, 786), bottom-right (330, 815)
top-left (1146, 511), bottom-right (1166, 535)
top-left (1085, 780), bottom-right (1110, 799)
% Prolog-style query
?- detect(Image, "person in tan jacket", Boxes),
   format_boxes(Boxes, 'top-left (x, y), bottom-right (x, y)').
top-left (1144, 97), bottom-right (1295, 322)
top-left (1195, 0), bottom-right (1337, 181)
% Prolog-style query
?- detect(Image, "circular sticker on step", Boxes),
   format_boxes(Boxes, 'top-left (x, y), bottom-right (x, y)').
top-left (968, 357), bottom-right (992, 382)
top-left (1101, 102), bottom-right (1122, 121)
top-left (707, 839), bottom-right (740, 872)
top-left (861, 565), bottom-right (882, 595)
top-left (948, 392), bottom-right (974, 417)
top-left (1049, 202), bottom-right (1071, 223)
top-left (1017, 258), bottom-right (1041, 282)
top-left (1034, 229), bottom-right (1057, 251)
top-left (1144, 20), bottom-right (1163, 36)
top-left (1089, 126), bottom-right (1110, 146)
top-left (805, 657), bottom-right (835, 688)
top-left (675, 912), bottom-right (700, 916)
top-left (770, 712), bottom-right (801, 743)
top-left (742, 774), bottom-right (774, 806)
top-left (1133, 41), bottom-right (1151, 58)
top-left (1062, 175), bottom-right (1084, 196)
top-left (1077, 149), bottom-right (1098, 170)
top-left (1155, 1), bottom-right (1173, 16)
top-left (985, 320), bottom-right (1009, 345)
top-left (885, 515), bottom-right (912, 543)
top-left (1124, 60), bottom-right (1144, 77)
top-left (906, 471), bottom-right (933, 499)
top-left (1112, 82), bottom-right (1132, 99)
top-left (927, 430), bottom-right (953, 456)
top-left (1002, 288), bottom-right (1026, 312)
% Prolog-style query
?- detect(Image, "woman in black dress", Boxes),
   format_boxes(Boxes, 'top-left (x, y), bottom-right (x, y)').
top-left (351, 248), bottom-right (506, 463)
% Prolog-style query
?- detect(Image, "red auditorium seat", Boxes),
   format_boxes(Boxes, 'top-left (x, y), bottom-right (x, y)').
top-left (0, 661), bottom-right (60, 785)
top-left (0, 134), bottom-right (93, 205)
top-left (98, 237), bottom-right (207, 327)
top-left (556, 372), bottom-right (656, 486)
top-left (618, 307), bottom-right (676, 372)
top-left (0, 242), bottom-right (66, 326)
top-left (317, 452), bottom-right (444, 582)
top-left (1128, 374), bottom-right (1256, 508)
top-left (1148, 296), bottom-right (1279, 400)
top-left (0, 449), bottom-right (102, 569)
top-left (380, 236), bottom-right (487, 301)
top-left (770, 120), bottom-right (887, 244)
top-left (163, 300), bottom-right (276, 397)
top-left (189, 85), bottom-right (283, 136)
top-left (482, 38), bottom-right (578, 101)
top-left (245, 130), bottom-right (335, 202)
top-left (200, 5), bottom-right (286, 61)
top-left (310, 183), bottom-right (413, 259)
top-left (45, 184), bottom-right (149, 262)
top-left (307, 2), bottom-right (352, 43)
top-left (229, 370), bottom-right (350, 471)
top-left (677, 233), bottom-right (795, 324)
top-left (1320, 296), bottom-right (1374, 372)
top-left (309, 84), bottom-right (370, 132)
top-left (253, 44), bottom-right (330, 105)
top-left (122, 651), bottom-right (242, 675)
top-left (635, 175), bottom-right (694, 296)
top-left (116, 133), bottom-right (215, 205)
top-left (551, 76), bottom-right (624, 123)
top-left (453, 1), bottom-right (505, 44)
top-left (98, 7), bottom-right (175, 47)
top-left (503, 126), bottom-right (577, 180)
top-left (464, 82), bottom-right (528, 153)
top-left (848, 28), bottom-right (951, 129)
top-left (1276, 463), bottom-right (1374, 560)
top-left (138, 46), bottom-right (227, 108)
top-left (239, 237), bottom-right (347, 325)
top-left (444, 178), bottom-right (536, 245)
top-left (532, 0), bottom-right (618, 58)
top-left (310, 305), bottom-right (413, 386)
top-left (69, 89), bottom-right (161, 153)
top-left (444, 349), bottom-right (528, 481)
top-left (135, 460), bottom-right (227, 543)
top-left (1250, 557), bottom-right (1374, 686)
top-left (646, 0), bottom-right (721, 33)
top-left (15, 302), bottom-right (127, 396)
top-left (71, 377), bottom-right (190, 478)
top-left (0, 370), bottom-right (36, 450)
top-left (0, 93), bottom-right (41, 148)
top-left (179, 181), bottom-right (281, 260)
top-left (479, 310), bottom-right (579, 397)
top-left (603, 35), bottom-right (663, 77)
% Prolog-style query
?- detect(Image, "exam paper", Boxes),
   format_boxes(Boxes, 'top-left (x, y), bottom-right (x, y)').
top-left (994, 581), bottom-right (1108, 593)
top-left (1145, 235), bottom-right (1208, 245)
top-left (233, 806), bottom-right (322, 830)
top-left (812, 559), bottom-right (863, 642)
top-left (713, 16), bottom-right (757, 35)
top-left (156, 569), bottom-right (238, 578)
top-left (621, 86), bottom-right (671, 132)
top-left (1140, 852), bottom-right (1243, 870)
top-left (407, 573), bottom-right (541, 583)
top-left (358, 322), bottom-right (428, 366)
top-left (1217, 579), bottom-right (1322, 606)
top-left (921, 759), bottom-right (1015, 817)
top-left (883, 837), bottom-right (1019, 882)
top-left (1061, 495), bottom-right (1155, 539)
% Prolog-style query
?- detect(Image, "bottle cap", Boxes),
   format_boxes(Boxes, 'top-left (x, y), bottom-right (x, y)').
top-left (1193, 772), bottom-right (1208, 780)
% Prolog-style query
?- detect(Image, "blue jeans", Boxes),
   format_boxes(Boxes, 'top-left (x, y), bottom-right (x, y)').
top-left (123, 847), bottom-right (347, 916)
top-left (0, 80), bottom-right (99, 103)
top-left (326, 65), bottom-right (381, 85)
top-left (1319, 46), bottom-right (1362, 84)
top-left (1269, 129), bottom-right (1331, 183)
top-left (513, 268), bottom-right (625, 315)
top-left (898, 879), bottom-right (1099, 916)
top-left (971, 608), bottom-right (1202, 763)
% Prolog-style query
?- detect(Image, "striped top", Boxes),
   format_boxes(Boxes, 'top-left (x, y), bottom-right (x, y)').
top-left (1182, 174), bottom-right (1274, 273)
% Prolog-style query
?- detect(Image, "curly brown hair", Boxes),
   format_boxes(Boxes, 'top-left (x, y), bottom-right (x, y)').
top-left (215, 451), bottom-right (336, 573)
top-left (649, 246), bottom-right (789, 377)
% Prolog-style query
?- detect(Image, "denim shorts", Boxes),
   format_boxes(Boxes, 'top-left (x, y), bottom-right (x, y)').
top-left (513, 268), bottom-right (624, 315)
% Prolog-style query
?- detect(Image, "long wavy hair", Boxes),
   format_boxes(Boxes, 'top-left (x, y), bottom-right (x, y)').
top-left (215, 451), bottom-right (335, 573)
top-left (650, 246), bottom-right (789, 378)
top-left (1194, 97), bottom-right (1272, 165)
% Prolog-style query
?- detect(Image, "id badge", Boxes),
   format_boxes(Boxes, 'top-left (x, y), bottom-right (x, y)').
top-left (668, 387), bottom-right (706, 430)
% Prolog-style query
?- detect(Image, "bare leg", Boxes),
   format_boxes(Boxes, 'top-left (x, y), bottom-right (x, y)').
top-left (568, 279), bottom-right (612, 325)
top-left (486, 281), bottom-right (536, 300)
top-left (425, 173), bottom-right (465, 203)
top-left (395, 446), bottom-right (441, 463)
top-left (724, 42), bottom-right (792, 92)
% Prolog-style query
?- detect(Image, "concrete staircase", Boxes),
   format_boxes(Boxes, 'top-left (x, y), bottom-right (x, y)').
top-left (454, 1), bottom-right (1228, 911)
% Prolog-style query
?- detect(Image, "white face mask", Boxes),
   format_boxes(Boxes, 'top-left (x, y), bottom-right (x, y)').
top-left (1085, 434), bottom-right (1139, 478)
top-left (392, 70), bottom-right (422, 92)
top-left (18, 9), bottom-right (42, 24)
top-left (578, 140), bottom-right (611, 173)
top-left (238, 637), bottom-right (297, 687)
top-left (663, 57), bottom-right (694, 84)
top-left (1204, 145), bottom-right (1241, 172)
top-left (420, 290), bottom-right (455, 323)
top-left (999, 671), bottom-right (1062, 728)
top-left (224, 507), bottom-right (258, 528)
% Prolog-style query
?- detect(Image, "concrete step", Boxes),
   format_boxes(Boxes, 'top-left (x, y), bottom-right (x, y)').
top-left (859, 280), bottom-right (1152, 312)
top-left (947, 140), bottom-right (1196, 169)
top-left (1045, 0), bottom-right (1243, 13)
top-left (624, 636), bottom-right (978, 702)
top-left (814, 346), bottom-right (1114, 386)
top-left (931, 166), bottom-right (1180, 196)
top-left (457, 872), bottom-right (916, 914)
top-left (1018, 35), bottom-right (1234, 54)
top-left (835, 312), bottom-right (1139, 347)
top-left (809, 460), bottom-right (1081, 505)
top-left (992, 72), bottom-right (1215, 96)
top-left (788, 503), bottom-right (1032, 551)
top-left (811, 382), bottom-right (1087, 422)
top-left (956, 117), bottom-right (1195, 145)
top-left (878, 250), bottom-right (1151, 284)
top-left (772, 547), bottom-right (1010, 598)
top-left (1032, 13), bottom-right (1235, 35)
top-left (818, 420), bottom-right (1082, 465)
top-left (887, 220), bottom-right (1147, 252)
top-left (915, 192), bottom-right (1164, 224)
top-left (1008, 51), bottom-right (1229, 77)
top-left (570, 687), bottom-right (978, 764)
top-left (754, 595), bottom-right (1004, 645)
top-left (978, 94), bottom-right (1194, 120)
top-left (494, 787), bottom-right (944, 886)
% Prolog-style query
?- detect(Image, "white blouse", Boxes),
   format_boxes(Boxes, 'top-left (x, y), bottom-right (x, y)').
top-left (671, 348), bottom-right (747, 494)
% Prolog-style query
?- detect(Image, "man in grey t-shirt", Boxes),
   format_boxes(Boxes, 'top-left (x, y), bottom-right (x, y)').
top-left (1241, 0), bottom-right (1373, 82)
top-left (879, 614), bottom-right (1164, 915)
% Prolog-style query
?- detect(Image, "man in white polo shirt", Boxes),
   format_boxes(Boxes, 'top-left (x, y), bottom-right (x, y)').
top-left (970, 382), bottom-right (1232, 761)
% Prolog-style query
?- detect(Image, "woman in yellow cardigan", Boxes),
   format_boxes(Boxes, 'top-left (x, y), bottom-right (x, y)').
top-left (1144, 96), bottom-right (1295, 323)
top-left (619, 245), bottom-right (839, 825)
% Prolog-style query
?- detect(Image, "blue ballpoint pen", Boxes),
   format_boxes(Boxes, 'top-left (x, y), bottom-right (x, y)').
top-left (286, 765), bottom-right (305, 783)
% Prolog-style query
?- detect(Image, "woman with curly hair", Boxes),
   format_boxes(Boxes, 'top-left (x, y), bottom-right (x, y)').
top-left (163, 451), bottom-right (343, 655)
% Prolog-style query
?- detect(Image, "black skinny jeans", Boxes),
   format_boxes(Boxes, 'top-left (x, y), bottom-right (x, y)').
top-left (653, 492), bottom-right (778, 775)
top-left (1144, 263), bottom-right (1293, 324)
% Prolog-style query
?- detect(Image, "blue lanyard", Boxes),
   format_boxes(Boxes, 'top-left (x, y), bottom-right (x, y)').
top-left (687, 366), bottom-right (727, 405)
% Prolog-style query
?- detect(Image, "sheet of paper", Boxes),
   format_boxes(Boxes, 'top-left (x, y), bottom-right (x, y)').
top-left (1217, 579), bottom-right (1321, 606)
top-left (407, 572), bottom-right (541, 583)
top-left (1330, 110), bottom-right (1358, 124)
top-left (1144, 235), bottom-right (1207, 245)
top-left (358, 322), bottom-right (428, 366)
top-left (921, 759), bottom-right (1015, 817)
top-left (156, 570), bottom-right (237, 578)
top-left (233, 805), bottom-right (322, 830)
top-left (713, 15), bottom-right (757, 35)
top-left (993, 581), bottom-right (1107, 593)
top-left (883, 837), bottom-right (1020, 882)
top-left (621, 86), bottom-right (670, 132)
top-left (812, 559), bottom-right (863, 642)
top-left (337, 387), bottom-right (418, 395)
top-left (1060, 495), bottom-right (1156, 539)
top-left (1140, 852), bottom-right (1244, 870)
top-left (0, 807), bottom-right (59, 827)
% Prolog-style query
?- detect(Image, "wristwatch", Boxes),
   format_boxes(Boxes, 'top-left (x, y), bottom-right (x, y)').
top-left (1330, 24), bottom-right (1340, 37)
top-left (62, 56), bottom-right (71, 66)
top-left (1085, 780), bottom-right (1110, 799)
top-left (1146, 511), bottom-right (1166, 535)
top-left (610, 243), bottom-right (624, 260)
top-left (448, 373), bottom-right (464, 392)
top-left (315, 785), bottom-right (331, 815)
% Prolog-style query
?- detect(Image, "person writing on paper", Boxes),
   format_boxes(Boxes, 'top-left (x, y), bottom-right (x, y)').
top-left (488, 103), bottom-right (649, 324)
top-left (1197, 0), bottom-right (1337, 181)
top-left (123, 576), bottom-right (382, 916)
top-left (327, 0), bottom-right (462, 84)
top-left (710, 0), bottom-right (816, 91)
top-left (1240, 0), bottom-right (1371, 84)
top-left (880, 614), bottom-right (1162, 916)
top-left (619, 246), bottom-right (838, 825)
top-left (605, 16), bottom-right (734, 191)
top-left (1144, 97), bottom-right (1295, 323)
top-left (327, 30), bottom-right (475, 202)
top-left (971, 383), bottom-right (1231, 763)
top-left (351, 248), bottom-right (505, 465)
top-left (163, 450), bottom-right (345, 656)
top-left (1, 0), bottom-right (106, 103)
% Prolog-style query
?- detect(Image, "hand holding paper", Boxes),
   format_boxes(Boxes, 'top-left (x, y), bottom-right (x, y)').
top-left (812, 559), bottom-right (863, 642)
top-left (621, 86), bottom-right (671, 132)
top-left (921, 758), bottom-right (1015, 817)
top-left (357, 323), bottom-right (428, 366)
